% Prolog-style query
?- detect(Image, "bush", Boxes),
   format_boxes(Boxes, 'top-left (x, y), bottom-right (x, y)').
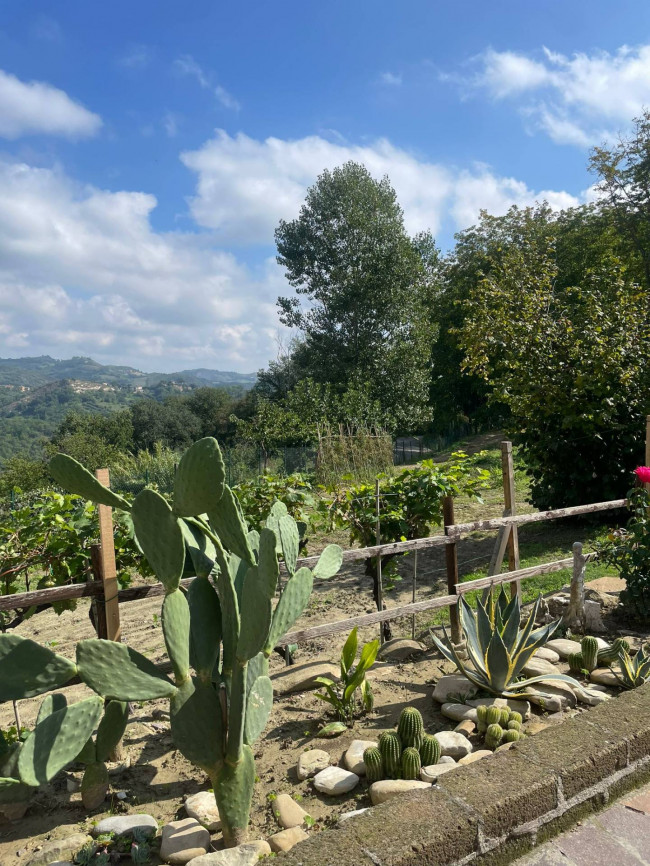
top-left (234, 473), bottom-right (315, 536)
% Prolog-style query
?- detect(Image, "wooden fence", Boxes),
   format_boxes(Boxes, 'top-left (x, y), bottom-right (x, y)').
top-left (2, 416), bottom-right (649, 653)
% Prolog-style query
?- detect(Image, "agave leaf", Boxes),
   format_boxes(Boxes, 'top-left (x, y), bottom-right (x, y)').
top-left (500, 594), bottom-right (520, 651)
top-left (459, 598), bottom-right (484, 665)
top-left (485, 630), bottom-right (511, 692)
top-left (513, 597), bottom-right (541, 656)
top-left (475, 599), bottom-right (493, 657)
top-left (504, 672), bottom-right (589, 699)
top-left (430, 628), bottom-right (490, 692)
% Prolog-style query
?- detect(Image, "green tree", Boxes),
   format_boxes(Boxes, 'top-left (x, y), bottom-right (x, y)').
top-left (459, 227), bottom-right (650, 508)
top-left (275, 161), bottom-right (433, 430)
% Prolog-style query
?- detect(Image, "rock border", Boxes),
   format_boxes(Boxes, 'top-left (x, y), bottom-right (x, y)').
top-left (277, 682), bottom-right (650, 866)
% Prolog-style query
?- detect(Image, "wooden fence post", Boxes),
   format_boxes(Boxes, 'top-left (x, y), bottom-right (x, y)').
top-left (90, 544), bottom-right (108, 639)
top-left (375, 478), bottom-right (385, 644)
top-left (443, 495), bottom-right (461, 645)
top-left (94, 469), bottom-right (121, 643)
top-left (501, 441), bottom-right (521, 601)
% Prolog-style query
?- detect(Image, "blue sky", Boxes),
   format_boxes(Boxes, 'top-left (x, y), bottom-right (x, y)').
top-left (0, 1), bottom-right (648, 373)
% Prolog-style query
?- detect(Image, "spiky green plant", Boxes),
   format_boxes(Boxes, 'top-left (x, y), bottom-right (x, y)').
top-left (419, 734), bottom-right (441, 767)
top-left (485, 724), bottom-right (503, 750)
top-left (507, 720), bottom-right (521, 732)
top-left (597, 638), bottom-right (630, 667)
top-left (498, 708), bottom-right (510, 728)
top-left (508, 711), bottom-right (522, 725)
top-left (0, 440), bottom-right (343, 847)
top-left (379, 731), bottom-right (402, 779)
top-left (502, 729), bottom-right (522, 743)
top-left (314, 627), bottom-right (378, 723)
top-left (430, 587), bottom-right (586, 700)
top-left (401, 747), bottom-right (421, 780)
top-left (613, 647), bottom-right (650, 689)
top-left (476, 705), bottom-right (488, 733)
top-left (581, 637), bottom-right (599, 672)
top-left (363, 747), bottom-right (383, 782)
top-left (397, 707), bottom-right (424, 749)
top-left (486, 706), bottom-right (502, 726)
top-left (568, 652), bottom-right (584, 674)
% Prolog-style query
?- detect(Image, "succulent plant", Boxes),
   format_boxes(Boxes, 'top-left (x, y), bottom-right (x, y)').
top-left (401, 747), bottom-right (421, 780)
top-left (485, 723), bottom-right (503, 750)
top-left (486, 706), bottom-right (502, 726)
top-left (597, 638), bottom-right (630, 667)
top-left (379, 730), bottom-right (402, 779)
top-left (0, 439), bottom-right (343, 848)
top-left (508, 711), bottom-right (522, 725)
top-left (397, 707), bottom-right (424, 749)
top-left (613, 646), bottom-right (650, 689)
top-left (507, 720), bottom-right (521, 732)
top-left (476, 705), bottom-right (488, 733)
top-left (568, 652), bottom-right (584, 673)
top-left (498, 708), bottom-right (510, 728)
top-left (430, 587), bottom-right (585, 700)
top-left (419, 734), bottom-right (441, 767)
top-left (363, 747), bottom-right (384, 783)
top-left (581, 637), bottom-right (599, 672)
top-left (502, 729), bottom-right (522, 743)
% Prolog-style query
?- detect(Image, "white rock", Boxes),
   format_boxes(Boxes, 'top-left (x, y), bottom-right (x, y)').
top-left (313, 766), bottom-right (359, 795)
top-left (344, 739), bottom-right (378, 775)
top-left (433, 731), bottom-right (473, 759)
top-left (458, 750), bottom-right (492, 766)
top-left (338, 808), bottom-right (369, 823)
top-left (186, 842), bottom-right (271, 866)
top-left (376, 638), bottom-right (425, 661)
top-left (594, 636), bottom-right (609, 649)
top-left (297, 748), bottom-right (330, 780)
top-left (93, 815), bottom-right (158, 838)
top-left (440, 703), bottom-right (478, 723)
top-left (369, 780), bottom-right (431, 804)
top-left (271, 662), bottom-right (339, 695)
top-left (185, 791), bottom-right (221, 832)
top-left (269, 827), bottom-right (309, 853)
top-left (522, 658), bottom-right (558, 677)
top-left (438, 755), bottom-right (456, 765)
top-left (272, 794), bottom-right (309, 829)
top-left (546, 639), bottom-right (582, 659)
top-left (577, 687), bottom-right (611, 706)
top-left (534, 647), bottom-right (560, 663)
top-left (466, 697), bottom-right (531, 719)
top-left (432, 674), bottom-right (477, 704)
top-left (160, 818), bottom-right (210, 866)
top-left (590, 668), bottom-right (620, 687)
top-left (420, 763), bottom-right (457, 782)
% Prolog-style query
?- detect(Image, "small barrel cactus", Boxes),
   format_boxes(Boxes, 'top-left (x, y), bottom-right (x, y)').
top-left (419, 734), bottom-right (441, 767)
top-left (486, 706), bottom-right (502, 726)
top-left (598, 638), bottom-right (631, 667)
top-left (502, 729), bottom-right (522, 743)
top-left (508, 711), bottom-right (522, 725)
top-left (581, 636), bottom-right (599, 672)
top-left (397, 707), bottom-right (424, 749)
top-left (363, 747), bottom-right (384, 782)
top-left (379, 730), bottom-right (402, 778)
top-left (507, 720), bottom-right (521, 732)
top-left (568, 652), bottom-right (584, 673)
top-left (485, 723), bottom-right (503, 750)
top-left (476, 705), bottom-right (488, 733)
top-left (401, 747), bottom-right (421, 780)
top-left (498, 708), bottom-right (510, 728)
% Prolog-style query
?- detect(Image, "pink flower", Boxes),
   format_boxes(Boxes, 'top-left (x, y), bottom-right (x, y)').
top-left (634, 466), bottom-right (650, 484)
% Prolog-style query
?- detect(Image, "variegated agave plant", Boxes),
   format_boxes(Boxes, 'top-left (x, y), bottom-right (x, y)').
top-left (613, 646), bottom-right (650, 689)
top-left (431, 587), bottom-right (585, 699)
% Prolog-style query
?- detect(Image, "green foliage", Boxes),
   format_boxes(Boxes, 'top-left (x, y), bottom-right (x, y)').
top-left (581, 636), bottom-right (599, 673)
top-left (234, 473), bottom-right (315, 534)
top-left (476, 705), bottom-right (489, 733)
top-left (459, 208), bottom-right (650, 509)
top-left (315, 425), bottom-right (394, 487)
top-left (363, 746), bottom-right (383, 782)
top-left (275, 161), bottom-right (434, 431)
top-left (0, 437), bottom-right (343, 848)
top-left (568, 652), bottom-right (584, 674)
top-left (597, 638), bottom-right (631, 666)
top-left (485, 723), bottom-right (503, 750)
top-left (397, 707), bottom-right (424, 749)
top-left (314, 627), bottom-right (379, 723)
top-left (0, 491), bottom-right (148, 628)
top-left (597, 486), bottom-right (650, 621)
top-left (419, 733), bottom-right (441, 767)
top-left (378, 731), bottom-right (402, 779)
top-left (431, 587), bottom-right (584, 699)
top-left (613, 646), bottom-right (650, 689)
top-left (401, 747), bottom-right (421, 780)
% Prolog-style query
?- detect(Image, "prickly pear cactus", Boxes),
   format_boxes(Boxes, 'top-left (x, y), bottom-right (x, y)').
top-left (401, 747), bottom-right (421, 780)
top-left (419, 734), bottom-right (441, 767)
top-left (0, 437), bottom-right (343, 848)
top-left (363, 747), bottom-right (384, 782)
top-left (397, 707), bottom-right (424, 749)
top-left (581, 637), bottom-right (599, 672)
top-left (379, 730), bottom-right (402, 779)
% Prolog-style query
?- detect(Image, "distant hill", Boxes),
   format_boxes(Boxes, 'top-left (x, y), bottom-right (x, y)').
top-left (0, 356), bottom-right (257, 465)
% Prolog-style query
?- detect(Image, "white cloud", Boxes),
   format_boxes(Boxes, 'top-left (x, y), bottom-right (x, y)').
top-left (181, 130), bottom-right (580, 244)
top-left (380, 72), bottom-right (402, 86)
top-left (0, 69), bottom-right (102, 140)
top-left (174, 55), bottom-right (240, 111)
top-left (118, 44), bottom-right (154, 69)
top-left (466, 44), bottom-right (650, 145)
top-left (0, 159), bottom-right (283, 370)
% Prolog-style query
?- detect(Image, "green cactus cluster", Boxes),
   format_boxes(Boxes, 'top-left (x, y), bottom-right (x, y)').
top-left (568, 651), bottom-right (584, 673)
top-left (0, 439), bottom-right (343, 847)
top-left (581, 636), bottom-right (599, 672)
top-left (367, 708), bottom-right (440, 781)
top-left (597, 638), bottom-right (631, 667)
top-left (478, 706), bottom-right (525, 750)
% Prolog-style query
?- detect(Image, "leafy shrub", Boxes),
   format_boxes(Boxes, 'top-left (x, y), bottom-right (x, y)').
top-left (314, 627), bottom-right (378, 722)
top-left (234, 473), bottom-right (315, 535)
top-left (597, 480), bottom-right (650, 622)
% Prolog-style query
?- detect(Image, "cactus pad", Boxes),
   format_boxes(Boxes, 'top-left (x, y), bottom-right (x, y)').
top-left (131, 489), bottom-right (185, 592)
top-left (162, 589), bottom-right (191, 683)
top-left (363, 747), bottom-right (383, 782)
top-left (243, 675), bottom-right (273, 745)
top-left (36, 693), bottom-right (67, 726)
top-left (180, 521), bottom-right (216, 579)
top-left (313, 544), bottom-right (344, 580)
top-left (213, 744), bottom-right (256, 848)
top-left (0, 635), bottom-right (77, 701)
top-left (258, 528), bottom-right (279, 597)
top-left (49, 454), bottom-right (130, 510)
top-left (77, 639), bottom-right (176, 701)
top-left (170, 678), bottom-right (224, 774)
top-left (18, 696), bottom-right (103, 786)
top-left (265, 567), bottom-right (314, 655)
top-left (277, 514), bottom-right (300, 575)
top-left (188, 577), bottom-right (222, 677)
top-left (208, 486), bottom-right (255, 567)
top-left (237, 567), bottom-right (273, 662)
top-left (81, 761), bottom-right (109, 810)
top-left (173, 437), bottom-right (225, 516)
top-left (95, 701), bottom-right (128, 763)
